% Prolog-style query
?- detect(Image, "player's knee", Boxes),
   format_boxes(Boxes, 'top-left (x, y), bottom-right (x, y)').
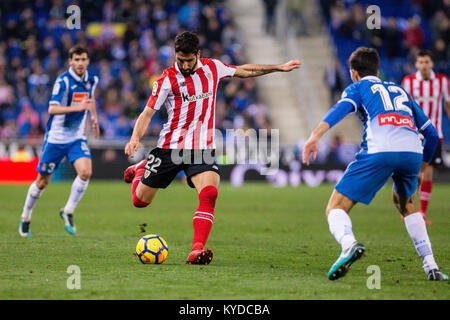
top-left (132, 193), bottom-right (150, 208)
top-left (325, 190), bottom-right (353, 216)
top-left (36, 175), bottom-right (50, 189)
top-left (423, 166), bottom-right (433, 180)
top-left (78, 170), bottom-right (92, 181)
top-left (36, 180), bottom-right (48, 189)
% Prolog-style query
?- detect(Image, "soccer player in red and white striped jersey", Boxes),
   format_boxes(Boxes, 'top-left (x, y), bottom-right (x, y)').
top-left (401, 50), bottom-right (450, 225)
top-left (124, 31), bottom-right (301, 264)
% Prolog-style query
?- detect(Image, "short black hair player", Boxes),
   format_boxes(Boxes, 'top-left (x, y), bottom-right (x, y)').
top-left (303, 47), bottom-right (447, 281)
top-left (123, 31), bottom-right (301, 264)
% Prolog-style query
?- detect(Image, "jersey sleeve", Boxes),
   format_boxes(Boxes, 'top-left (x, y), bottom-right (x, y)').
top-left (337, 83), bottom-right (361, 112)
top-left (49, 76), bottom-right (67, 106)
top-left (442, 75), bottom-right (450, 102)
top-left (91, 75), bottom-right (99, 98)
top-left (322, 100), bottom-right (355, 128)
top-left (421, 122), bottom-right (439, 163)
top-left (401, 76), bottom-right (411, 95)
top-left (146, 74), bottom-right (171, 111)
top-left (213, 59), bottom-right (237, 80)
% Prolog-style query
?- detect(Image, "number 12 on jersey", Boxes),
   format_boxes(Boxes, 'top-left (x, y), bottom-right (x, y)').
top-left (371, 84), bottom-right (412, 116)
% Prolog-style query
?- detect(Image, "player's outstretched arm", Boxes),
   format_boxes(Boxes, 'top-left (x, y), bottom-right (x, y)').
top-left (125, 107), bottom-right (156, 158)
top-left (234, 59), bottom-right (301, 78)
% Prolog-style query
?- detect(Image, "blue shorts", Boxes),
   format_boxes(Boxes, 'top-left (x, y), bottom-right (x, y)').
top-left (37, 139), bottom-right (91, 176)
top-left (335, 151), bottom-right (422, 205)
top-left (176, 171), bottom-right (187, 179)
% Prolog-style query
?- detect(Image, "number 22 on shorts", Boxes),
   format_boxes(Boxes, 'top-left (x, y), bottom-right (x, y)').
top-left (145, 154), bottom-right (161, 174)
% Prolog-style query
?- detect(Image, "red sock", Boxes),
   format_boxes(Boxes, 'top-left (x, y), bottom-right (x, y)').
top-left (131, 167), bottom-right (149, 208)
top-left (192, 186), bottom-right (218, 251)
top-left (420, 180), bottom-right (432, 215)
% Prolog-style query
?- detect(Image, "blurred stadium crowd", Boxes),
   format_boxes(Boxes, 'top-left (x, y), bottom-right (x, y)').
top-left (321, 0), bottom-right (450, 152)
top-left (0, 0), bottom-right (270, 141)
top-left (0, 0), bottom-right (448, 166)
top-left (321, 0), bottom-right (450, 99)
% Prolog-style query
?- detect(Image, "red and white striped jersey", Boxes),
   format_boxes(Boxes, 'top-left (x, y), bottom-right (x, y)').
top-left (401, 71), bottom-right (450, 138)
top-left (146, 58), bottom-right (236, 149)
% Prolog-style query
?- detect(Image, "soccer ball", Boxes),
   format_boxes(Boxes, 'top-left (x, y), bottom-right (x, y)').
top-left (135, 234), bottom-right (168, 264)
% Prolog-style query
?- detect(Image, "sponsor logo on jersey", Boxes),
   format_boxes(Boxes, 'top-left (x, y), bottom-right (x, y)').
top-left (52, 82), bottom-right (61, 95)
top-left (181, 91), bottom-right (213, 103)
top-left (152, 81), bottom-right (159, 96)
top-left (378, 113), bottom-right (415, 130)
top-left (71, 92), bottom-right (89, 106)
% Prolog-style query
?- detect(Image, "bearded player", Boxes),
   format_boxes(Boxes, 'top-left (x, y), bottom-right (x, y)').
top-left (124, 31), bottom-right (301, 264)
top-left (401, 50), bottom-right (450, 225)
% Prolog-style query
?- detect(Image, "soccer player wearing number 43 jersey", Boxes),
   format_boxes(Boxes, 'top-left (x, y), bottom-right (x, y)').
top-left (303, 47), bottom-right (447, 281)
top-left (124, 31), bottom-right (301, 264)
top-left (19, 45), bottom-right (99, 237)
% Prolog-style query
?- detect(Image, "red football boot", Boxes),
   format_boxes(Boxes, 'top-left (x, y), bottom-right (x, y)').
top-left (123, 159), bottom-right (147, 183)
top-left (186, 249), bottom-right (214, 265)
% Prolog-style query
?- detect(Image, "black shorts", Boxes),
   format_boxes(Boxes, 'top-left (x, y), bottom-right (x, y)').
top-left (140, 148), bottom-right (220, 189)
top-left (430, 139), bottom-right (443, 167)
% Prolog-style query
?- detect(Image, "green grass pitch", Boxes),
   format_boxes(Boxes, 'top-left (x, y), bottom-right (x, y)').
top-left (0, 181), bottom-right (448, 299)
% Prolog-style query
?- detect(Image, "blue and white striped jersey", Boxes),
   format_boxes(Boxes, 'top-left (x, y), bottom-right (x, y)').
top-left (339, 75), bottom-right (432, 155)
top-left (45, 67), bottom-right (98, 144)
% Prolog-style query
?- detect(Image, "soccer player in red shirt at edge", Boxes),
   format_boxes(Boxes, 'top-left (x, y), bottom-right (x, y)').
top-left (402, 50), bottom-right (450, 225)
top-left (124, 31), bottom-right (301, 264)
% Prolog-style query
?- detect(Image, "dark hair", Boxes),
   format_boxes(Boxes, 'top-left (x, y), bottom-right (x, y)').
top-left (416, 49), bottom-right (433, 61)
top-left (174, 31), bottom-right (199, 54)
top-left (348, 47), bottom-right (380, 78)
top-left (68, 44), bottom-right (89, 59)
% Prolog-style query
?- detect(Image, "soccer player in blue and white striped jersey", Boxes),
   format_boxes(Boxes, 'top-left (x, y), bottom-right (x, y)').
top-left (19, 45), bottom-right (99, 237)
top-left (302, 47), bottom-right (447, 281)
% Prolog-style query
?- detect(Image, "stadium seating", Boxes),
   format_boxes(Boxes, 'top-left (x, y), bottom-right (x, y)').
top-left (319, 0), bottom-right (450, 144)
top-left (0, 0), bottom-right (270, 140)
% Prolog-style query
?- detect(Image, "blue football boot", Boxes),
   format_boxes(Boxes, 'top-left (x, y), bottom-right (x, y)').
top-left (60, 209), bottom-right (76, 235)
top-left (19, 220), bottom-right (31, 237)
top-left (328, 241), bottom-right (365, 280)
top-left (427, 269), bottom-right (448, 281)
